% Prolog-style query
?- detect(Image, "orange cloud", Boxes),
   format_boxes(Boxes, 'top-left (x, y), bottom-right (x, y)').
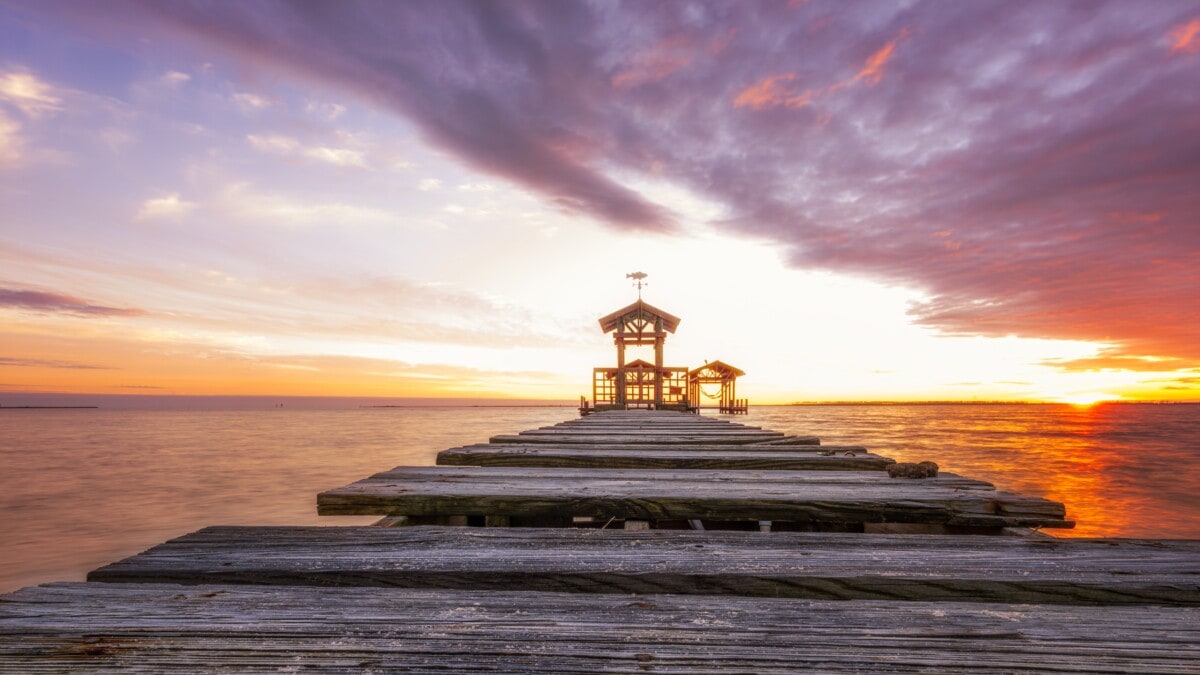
top-left (612, 31), bottom-right (736, 88)
top-left (1168, 19), bottom-right (1200, 54)
top-left (734, 28), bottom-right (909, 111)
top-left (856, 28), bottom-right (910, 85)
top-left (612, 51), bottom-right (691, 88)
top-left (733, 74), bottom-right (814, 110)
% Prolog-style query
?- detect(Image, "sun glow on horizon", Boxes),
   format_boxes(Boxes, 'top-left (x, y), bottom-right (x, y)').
top-left (1057, 393), bottom-right (1121, 406)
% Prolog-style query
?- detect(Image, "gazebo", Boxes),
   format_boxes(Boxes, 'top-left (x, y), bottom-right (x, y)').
top-left (687, 360), bottom-right (747, 414)
top-left (591, 300), bottom-right (689, 411)
top-left (583, 274), bottom-right (747, 414)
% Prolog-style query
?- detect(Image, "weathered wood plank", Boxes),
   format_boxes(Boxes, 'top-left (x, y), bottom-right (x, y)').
top-left (552, 422), bottom-right (763, 431)
top-left (336, 465), bottom-right (995, 487)
top-left (436, 444), bottom-right (891, 470)
top-left (3, 583), bottom-right (1196, 672)
top-left (490, 432), bottom-right (804, 445)
top-left (317, 466), bottom-right (1070, 528)
top-left (517, 427), bottom-right (778, 435)
top-left (446, 441), bottom-right (844, 455)
top-left (566, 411), bottom-right (721, 421)
top-left (747, 435), bottom-right (825, 446)
top-left (559, 421), bottom-right (749, 428)
top-left (89, 526), bottom-right (1200, 605)
top-left (555, 416), bottom-right (753, 425)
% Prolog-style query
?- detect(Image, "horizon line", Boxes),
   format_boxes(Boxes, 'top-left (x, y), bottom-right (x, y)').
top-left (1, 392), bottom-right (1196, 407)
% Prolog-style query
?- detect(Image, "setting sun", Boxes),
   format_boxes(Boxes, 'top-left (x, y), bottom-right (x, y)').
top-left (1058, 393), bottom-right (1118, 406)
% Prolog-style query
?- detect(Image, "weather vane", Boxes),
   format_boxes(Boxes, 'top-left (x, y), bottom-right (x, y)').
top-left (626, 271), bottom-right (648, 299)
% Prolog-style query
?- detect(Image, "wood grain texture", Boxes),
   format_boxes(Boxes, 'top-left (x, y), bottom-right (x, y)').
top-left (565, 411), bottom-right (736, 422)
top-left (317, 466), bottom-right (1070, 528)
top-left (88, 526), bottom-right (1200, 605)
top-left (552, 420), bottom-right (761, 430)
top-left (436, 444), bottom-right (890, 470)
top-left (492, 431), bottom-right (791, 444)
top-left (3, 583), bottom-right (1196, 672)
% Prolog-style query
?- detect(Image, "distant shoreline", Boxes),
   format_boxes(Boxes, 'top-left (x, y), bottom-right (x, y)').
top-left (1, 393), bottom-right (1196, 410)
top-left (785, 400), bottom-right (1199, 406)
top-left (0, 406), bottom-right (99, 409)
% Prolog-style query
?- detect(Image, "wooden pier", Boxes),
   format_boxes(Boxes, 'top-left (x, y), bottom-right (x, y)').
top-left (2, 409), bottom-right (1198, 671)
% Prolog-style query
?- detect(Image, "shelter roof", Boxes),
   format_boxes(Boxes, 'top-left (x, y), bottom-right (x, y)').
top-left (598, 300), bottom-right (681, 334)
top-left (688, 360), bottom-right (746, 378)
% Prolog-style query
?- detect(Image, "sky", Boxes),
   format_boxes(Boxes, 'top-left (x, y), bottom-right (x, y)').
top-left (0, 0), bottom-right (1197, 405)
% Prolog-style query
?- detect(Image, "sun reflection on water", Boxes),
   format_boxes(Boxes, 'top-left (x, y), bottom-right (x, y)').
top-left (749, 403), bottom-right (1200, 538)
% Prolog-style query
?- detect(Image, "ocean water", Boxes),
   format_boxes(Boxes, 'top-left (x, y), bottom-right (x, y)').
top-left (1, 403), bottom-right (1197, 594)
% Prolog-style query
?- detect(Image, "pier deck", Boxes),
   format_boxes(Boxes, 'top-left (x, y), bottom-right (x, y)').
top-left (91, 525), bottom-right (1200, 605)
top-left (322, 412), bottom-right (1069, 531)
top-left (3, 409), bottom-right (1197, 671)
top-left (437, 442), bottom-right (891, 470)
top-left (317, 465), bottom-right (1070, 529)
top-left (4, 583), bottom-right (1197, 672)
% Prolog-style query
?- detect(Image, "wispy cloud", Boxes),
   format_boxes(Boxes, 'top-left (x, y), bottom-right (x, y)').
top-left (136, 192), bottom-right (197, 221)
top-left (734, 74), bottom-right (813, 110)
top-left (1168, 18), bottom-right (1200, 53)
top-left (216, 182), bottom-right (393, 227)
top-left (305, 100), bottom-right (346, 121)
top-left (246, 133), bottom-right (297, 153)
top-left (159, 70), bottom-right (191, 86)
top-left (0, 109), bottom-right (21, 165)
top-left (853, 28), bottom-right (909, 85)
top-left (0, 69), bottom-right (64, 166)
top-left (231, 91), bottom-right (271, 110)
top-left (0, 287), bottom-right (146, 317)
top-left (0, 70), bottom-right (62, 118)
top-left (734, 27), bottom-right (909, 110)
top-left (0, 356), bottom-right (110, 370)
top-left (247, 133), bottom-right (367, 168)
top-left (1041, 354), bottom-right (1189, 373)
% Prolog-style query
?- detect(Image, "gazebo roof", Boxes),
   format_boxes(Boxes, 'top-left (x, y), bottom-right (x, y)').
top-left (688, 360), bottom-right (746, 378)
top-left (598, 300), bottom-right (681, 334)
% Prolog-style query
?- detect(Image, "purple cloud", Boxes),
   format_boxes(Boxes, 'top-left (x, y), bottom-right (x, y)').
top-left (25, 0), bottom-right (1200, 365)
top-left (0, 287), bottom-right (145, 317)
top-left (0, 356), bottom-right (110, 369)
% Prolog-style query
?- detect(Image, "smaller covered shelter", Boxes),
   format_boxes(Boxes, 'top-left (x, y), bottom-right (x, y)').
top-left (688, 361), bottom-right (747, 414)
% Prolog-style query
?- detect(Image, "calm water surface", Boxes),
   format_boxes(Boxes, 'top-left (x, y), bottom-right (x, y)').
top-left (1, 403), bottom-right (1197, 594)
